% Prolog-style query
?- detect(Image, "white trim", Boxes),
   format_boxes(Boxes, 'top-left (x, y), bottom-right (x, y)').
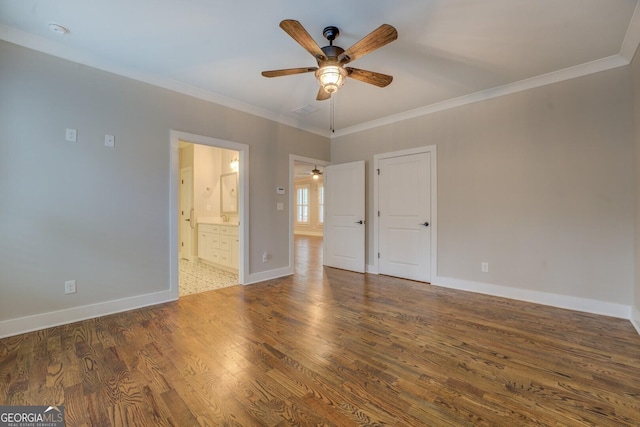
top-left (245, 266), bottom-right (293, 285)
top-left (288, 155), bottom-right (330, 272)
top-left (373, 145), bottom-right (438, 283)
top-left (170, 130), bottom-right (249, 296)
top-left (632, 306), bottom-right (640, 336)
top-left (434, 276), bottom-right (631, 320)
top-left (621, 1), bottom-right (640, 61)
top-left (332, 55), bottom-right (629, 138)
top-left (366, 264), bottom-right (379, 274)
top-left (0, 290), bottom-right (175, 339)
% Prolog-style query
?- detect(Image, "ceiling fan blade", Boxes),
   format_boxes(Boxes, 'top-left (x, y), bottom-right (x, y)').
top-left (262, 67), bottom-right (318, 78)
top-left (280, 19), bottom-right (326, 60)
top-left (340, 24), bottom-right (398, 64)
top-left (316, 87), bottom-right (331, 101)
top-left (346, 67), bottom-right (393, 87)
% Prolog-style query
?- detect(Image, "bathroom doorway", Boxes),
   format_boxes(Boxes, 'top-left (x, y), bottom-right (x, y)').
top-left (171, 131), bottom-right (248, 298)
top-left (178, 141), bottom-right (240, 295)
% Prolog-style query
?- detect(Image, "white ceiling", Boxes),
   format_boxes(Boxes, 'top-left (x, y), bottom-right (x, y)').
top-left (1, 0), bottom-right (639, 137)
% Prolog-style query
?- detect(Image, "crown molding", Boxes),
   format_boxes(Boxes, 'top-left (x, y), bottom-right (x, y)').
top-left (621, 0), bottom-right (640, 61)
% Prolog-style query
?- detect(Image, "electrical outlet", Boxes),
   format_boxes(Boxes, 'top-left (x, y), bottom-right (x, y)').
top-left (262, 252), bottom-right (269, 263)
top-left (481, 262), bottom-right (489, 273)
top-left (64, 280), bottom-right (77, 294)
top-left (104, 134), bottom-right (115, 147)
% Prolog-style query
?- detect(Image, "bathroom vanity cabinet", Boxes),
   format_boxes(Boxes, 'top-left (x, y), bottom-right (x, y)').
top-left (197, 223), bottom-right (239, 272)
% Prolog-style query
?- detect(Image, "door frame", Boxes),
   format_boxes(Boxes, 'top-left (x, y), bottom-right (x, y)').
top-left (373, 145), bottom-right (438, 281)
top-left (289, 155), bottom-right (330, 272)
top-left (170, 130), bottom-right (249, 299)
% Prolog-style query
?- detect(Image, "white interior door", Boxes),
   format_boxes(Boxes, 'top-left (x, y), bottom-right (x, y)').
top-left (379, 152), bottom-right (431, 281)
top-left (323, 161), bottom-right (365, 273)
top-left (180, 167), bottom-right (194, 261)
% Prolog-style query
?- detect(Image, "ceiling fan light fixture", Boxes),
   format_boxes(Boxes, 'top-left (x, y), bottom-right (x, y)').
top-left (315, 65), bottom-right (347, 94)
top-left (311, 165), bottom-right (322, 180)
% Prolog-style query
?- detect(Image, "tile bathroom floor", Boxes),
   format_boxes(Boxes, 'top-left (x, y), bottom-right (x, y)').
top-left (179, 258), bottom-right (238, 295)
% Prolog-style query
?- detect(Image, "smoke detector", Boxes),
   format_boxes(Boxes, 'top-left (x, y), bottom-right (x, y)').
top-left (48, 23), bottom-right (69, 35)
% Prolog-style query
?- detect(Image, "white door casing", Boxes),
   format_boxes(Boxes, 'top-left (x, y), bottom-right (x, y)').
top-left (323, 161), bottom-right (365, 273)
top-left (170, 130), bottom-right (249, 297)
top-left (180, 167), bottom-right (194, 261)
top-left (376, 147), bottom-right (436, 282)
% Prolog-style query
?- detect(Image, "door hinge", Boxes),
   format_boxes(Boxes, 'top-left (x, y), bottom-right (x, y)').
top-left (377, 168), bottom-right (380, 175)
top-left (378, 252), bottom-right (380, 259)
top-left (378, 210), bottom-right (380, 217)
top-left (181, 179), bottom-right (184, 184)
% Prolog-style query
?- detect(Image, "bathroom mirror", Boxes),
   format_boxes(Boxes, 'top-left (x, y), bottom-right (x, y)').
top-left (220, 172), bottom-right (238, 214)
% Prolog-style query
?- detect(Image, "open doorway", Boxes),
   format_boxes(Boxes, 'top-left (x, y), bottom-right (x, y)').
top-left (170, 131), bottom-right (248, 299)
top-left (289, 156), bottom-right (330, 275)
top-left (178, 142), bottom-right (239, 295)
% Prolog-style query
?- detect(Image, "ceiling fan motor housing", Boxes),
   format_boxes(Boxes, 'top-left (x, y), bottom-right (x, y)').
top-left (322, 26), bottom-right (340, 42)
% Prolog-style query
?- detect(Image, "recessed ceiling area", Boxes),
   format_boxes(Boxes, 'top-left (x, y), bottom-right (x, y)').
top-left (1, 0), bottom-right (638, 137)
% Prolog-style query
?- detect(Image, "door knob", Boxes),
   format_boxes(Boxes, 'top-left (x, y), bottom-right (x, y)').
top-left (355, 220), bottom-right (364, 224)
top-left (421, 222), bottom-right (429, 227)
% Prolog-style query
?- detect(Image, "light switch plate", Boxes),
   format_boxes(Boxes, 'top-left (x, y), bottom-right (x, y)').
top-left (65, 128), bottom-right (77, 142)
top-left (64, 280), bottom-right (77, 294)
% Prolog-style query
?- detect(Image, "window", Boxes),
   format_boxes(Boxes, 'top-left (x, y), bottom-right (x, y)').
top-left (318, 184), bottom-right (324, 224)
top-left (296, 185), bottom-right (309, 224)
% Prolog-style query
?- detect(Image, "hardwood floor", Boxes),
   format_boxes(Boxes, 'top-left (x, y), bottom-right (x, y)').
top-left (1, 235), bottom-right (640, 426)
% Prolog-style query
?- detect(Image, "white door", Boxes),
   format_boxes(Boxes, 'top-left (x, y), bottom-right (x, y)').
top-left (379, 152), bottom-right (431, 281)
top-left (323, 161), bottom-right (365, 273)
top-left (179, 167), bottom-right (194, 260)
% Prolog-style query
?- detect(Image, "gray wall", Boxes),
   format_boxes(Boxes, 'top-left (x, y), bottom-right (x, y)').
top-left (633, 47), bottom-right (640, 326)
top-left (0, 41), bottom-right (330, 323)
top-left (332, 66), bottom-right (634, 307)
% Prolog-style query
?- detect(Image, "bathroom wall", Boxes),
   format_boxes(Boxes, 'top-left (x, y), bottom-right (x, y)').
top-left (193, 144), bottom-right (222, 220)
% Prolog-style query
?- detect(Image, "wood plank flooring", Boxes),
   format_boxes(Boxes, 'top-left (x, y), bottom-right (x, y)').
top-left (2, 235), bottom-right (640, 426)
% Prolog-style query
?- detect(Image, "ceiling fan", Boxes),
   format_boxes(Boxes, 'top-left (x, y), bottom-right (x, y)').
top-left (262, 19), bottom-right (398, 101)
top-left (310, 165), bottom-right (322, 180)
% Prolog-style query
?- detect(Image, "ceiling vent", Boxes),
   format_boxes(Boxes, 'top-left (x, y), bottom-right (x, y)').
top-left (292, 105), bottom-right (318, 115)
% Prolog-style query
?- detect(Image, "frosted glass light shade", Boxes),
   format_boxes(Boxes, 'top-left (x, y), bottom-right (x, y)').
top-left (316, 65), bottom-right (347, 94)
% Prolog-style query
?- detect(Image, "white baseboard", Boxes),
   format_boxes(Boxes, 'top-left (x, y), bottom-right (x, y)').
top-left (433, 276), bottom-right (632, 320)
top-left (0, 290), bottom-right (176, 339)
top-left (366, 264), bottom-right (378, 274)
top-left (632, 306), bottom-right (640, 336)
top-left (245, 266), bottom-right (293, 285)
top-left (294, 231), bottom-right (323, 237)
